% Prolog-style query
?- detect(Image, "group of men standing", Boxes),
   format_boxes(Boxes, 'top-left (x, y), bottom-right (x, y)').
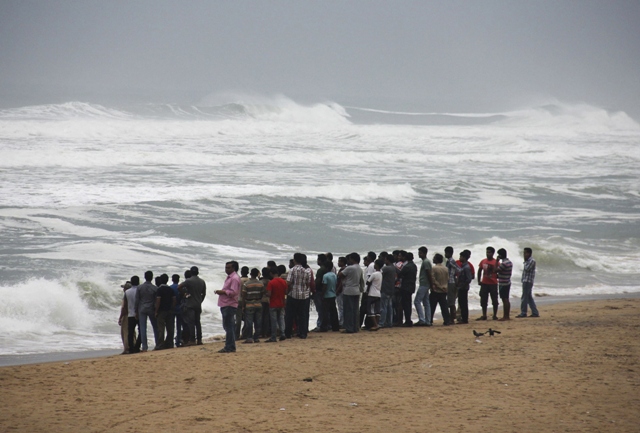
top-left (118, 266), bottom-right (207, 354)
top-left (118, 246), bottom-right (539, 354)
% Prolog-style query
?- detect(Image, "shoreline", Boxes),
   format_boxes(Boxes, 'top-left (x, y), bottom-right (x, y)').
top-left (2, 296), bottom-right (639, 433)
top-left (2, 291), bottom-right (639, 368)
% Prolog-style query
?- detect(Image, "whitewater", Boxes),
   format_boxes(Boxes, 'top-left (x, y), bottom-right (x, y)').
top-left (1, 97), bottom-right (639, 355)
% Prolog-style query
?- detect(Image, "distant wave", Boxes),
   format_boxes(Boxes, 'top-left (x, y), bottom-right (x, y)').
top-left (0, 98), bottom-right (637, 130)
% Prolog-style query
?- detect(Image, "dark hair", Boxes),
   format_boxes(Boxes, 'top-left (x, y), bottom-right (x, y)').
top-left (374, 259), bottom-right (384, 270)
top-left (190, 266), bottom-right (199, 276)
top-left (267, 260), bottom-right (276, 268)
top-left (379, 251), bottom-right (388, 259)
top-left (293, 252), bottom-right (304, 265)
top-left (226, 261), bottom-right (239, 272)
top-left (171, 274), bottom-right (180, 283)
top-left (261, 267), bottom-right (271, 278)
top-left (445, 246), bottom-right (454, 254)
top-left (418, 246), bottom-right (428, 253)
top-left (350, 252), bottom-right (361, 264)
top-left (250, 268), bottom-right (260, 277)
top-left (486, 246), bottom-right (495, 254)
top-left (460, 250), bottom-right (471, 259)
top-left (154, 276), bottom-right (162, 286)
top-left (406, 252), bottom-right (414, 261)
top-left (497, 248), bottom-right (507, 258)
top-left (277, 264), bottom-right (287, 275)
top-left (392, 250), bottom-right (400, 257)
top-left (367, 251), bottom-right (377, 261)
top-left (144, 270), bottom-right (153, 282)
top-left (240, 266), bottom-right (249, 276)
top-left (433, 253), bottom-right (444, 264)
top-left (317, 254), bottom-right (327, 264)
top-left (338, 256), bottom-right (347, 265)
top-left (161, 273), bottom-right (169, 285)
top-left (324, 261), bottom-right (334, 271)
top-left (524, 247), bottom-right (533, 255)
top-left (184, 270), bottom-right (192, 279)
top-left (130, 275), bottom-right (140, 285)
top-left (326, 252), bottom-right (333, 261)
top-left (384, 255), bottom-right (394, 264)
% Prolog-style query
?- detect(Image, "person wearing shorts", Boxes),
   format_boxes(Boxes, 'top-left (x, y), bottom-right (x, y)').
top-left (477, 246), bottom-right (499, 321)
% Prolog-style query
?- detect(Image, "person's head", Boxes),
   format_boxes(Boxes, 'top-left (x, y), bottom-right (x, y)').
top-left (161, 273), bottom-right (169, 285)
top-left (293, 253), bottom-right (304, 266)
top-left (317, 254), bottom-right (327, 266)
top-left (190, 266), bottom-right (199, 276)
top-left (144, 270), bottom-right (153, 282)
top-left (121, 281), bottom-right (131, 291)
top-left (130, 275), bottom-right (140, 286)
top-left (326, 252), bottom-right (333, 262)
top-left (171, 274), bottom-right (180, 284)
top-left (418, 246), bottom-right (428, 259)
top-left (270, 267), bottom-right (279, 278)
top-left (379, 251), bottom-right (388, 260)
top-left (324, 261), bottom-right (334, 272)
top-left (406, 252), bottom-right (414, 261)
top-left (486, 246), bottom-right (495, 259)
top-left (350, 252), bottom-right (361, 264)
top-left (367, 251), bottom-right (377, 262)
top-left (300, 253), bottom-right (309, 268)
top-left (250, 268), bottom-right (260, 278)
top-left (392, 250), bottom-right (400, 260)
top-left (497, 248), bottom-right (507, 260)
top-left (433, 253), bottom-right (444, 264)
top-left (460, 250), bottom-right (471, 262)
top-left (399, 250), bottom-right (408, 261)
top-left (289, 259), bottom-right (295, 269)
top-left (184, 269), bottom-right (192, 279)
top-left (277, 264), bottom-right (287, 275)
top-left (225, 260), bottom-right (239, 275)
top-left (445, 246), bottom-right (454, 258)
top-left (240, 266), bottom-right (249, 277)
top-left (267, 260), bottom-right (276, 268)
top-left (524, 247), bottom-right (533, 260)
top-left (384, 255), bottom-right (394, 265)
top-left (261, 267), bottom-right (271, 279)
top-left (363, 256), bottom-right (370, 266)
top-left (338, 256), bottom-right (347, 267)
top-left (154, 276), bottom-right (162, 286)
top-left (374, 259), bottom-right (384, 271)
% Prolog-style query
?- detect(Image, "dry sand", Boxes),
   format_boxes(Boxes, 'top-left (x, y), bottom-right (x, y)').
top-left (1, 298), bottom-right (639, 433)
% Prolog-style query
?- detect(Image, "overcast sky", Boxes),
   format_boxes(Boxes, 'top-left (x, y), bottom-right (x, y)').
top-left (1, 1), bottom-right (639, 116)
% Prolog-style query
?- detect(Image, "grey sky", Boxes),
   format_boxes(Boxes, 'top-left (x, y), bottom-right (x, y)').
top-left (1, 1), bottom-right (639, 116)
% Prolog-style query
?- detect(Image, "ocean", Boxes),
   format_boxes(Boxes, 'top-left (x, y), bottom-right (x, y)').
top-left (1, 96), bottom-right (639, 355)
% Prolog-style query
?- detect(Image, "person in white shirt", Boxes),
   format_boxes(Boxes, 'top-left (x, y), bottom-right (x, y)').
top-left (365, 259), bottom-right (383, 331)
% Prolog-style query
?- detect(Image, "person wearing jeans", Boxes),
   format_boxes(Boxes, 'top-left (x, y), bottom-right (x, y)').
top-left (215, 261), bottom-right (242, 353)
top-left (135, 270), bottom-right (158, 352)
top-left (518, 248), bottom-right (539, 318)
top-left (414, 246), bottom-right (435, 326)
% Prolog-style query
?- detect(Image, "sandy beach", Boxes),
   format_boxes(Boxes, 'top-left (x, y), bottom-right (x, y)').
top-left (2, 297), bottom-right (639, 433)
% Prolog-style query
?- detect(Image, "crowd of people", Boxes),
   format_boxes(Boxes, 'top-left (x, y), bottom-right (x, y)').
top-left (117, 246), bottom-right (539, 354)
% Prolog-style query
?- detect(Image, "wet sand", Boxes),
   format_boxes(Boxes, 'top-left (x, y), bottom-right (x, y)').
top-left (1, 297), bottom-right (639, 432)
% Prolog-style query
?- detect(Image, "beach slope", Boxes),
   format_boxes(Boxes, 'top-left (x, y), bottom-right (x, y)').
top-left (1, 298), bottom-right (639, 432)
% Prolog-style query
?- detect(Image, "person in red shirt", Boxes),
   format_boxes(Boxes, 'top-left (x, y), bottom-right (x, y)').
top-left (265, 267), bottom-right (288, 342)
top-left (476, 246), bottom-right (499, 321)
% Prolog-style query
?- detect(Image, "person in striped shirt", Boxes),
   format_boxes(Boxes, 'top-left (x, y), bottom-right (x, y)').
top-left (496, 248), bottom-right (513, 321)
top-left (517, 247), bottom-right (540, 318)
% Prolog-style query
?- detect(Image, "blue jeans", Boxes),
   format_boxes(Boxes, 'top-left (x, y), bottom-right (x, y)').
top-left (138, 311), bottom-right (158, 351)
top-left (414, 285), bottom-right (432, 324)
top-left (270, 307), bottom-right (285, 339)
top-left (221, 306), bottom-right (237, 351)
top-left (380, 292), bottom-right (393, 327)
top-left (244, 306), bottom-right (263, 341)
top-left (520, 282), bottom-right (539, 316)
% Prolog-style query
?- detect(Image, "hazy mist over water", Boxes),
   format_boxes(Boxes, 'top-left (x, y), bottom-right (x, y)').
top-left (1, 2), bottom-right (639, 355)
